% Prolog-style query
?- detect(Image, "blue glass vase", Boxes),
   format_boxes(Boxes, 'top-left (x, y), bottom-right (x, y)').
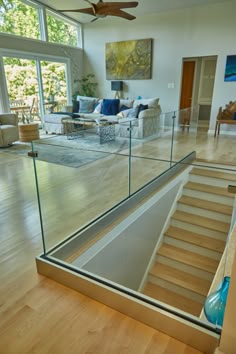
top-left (204, 276), bottom-right (230, 327)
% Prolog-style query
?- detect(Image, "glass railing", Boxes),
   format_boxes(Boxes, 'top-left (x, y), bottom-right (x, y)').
top-left (30, 105), bottom-right (236, 335)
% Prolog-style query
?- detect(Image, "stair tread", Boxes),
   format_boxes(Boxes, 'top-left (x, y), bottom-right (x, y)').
top-left (185, 181), bottom-right (234, 198)
top-left (143, 282), bottom-right (203, 316)
top-left (165, 226), bottom-right (226, 252)
top-left (191, 167), bottom-right (236, 182)
top-left (149, 263), bottom-right (211, 296)
top-left (158, 243), bottom-right (219, 273)
top-left (172, 210), bottom-right (230, 233)
top-left (178, 195), bottom-right (232, 215)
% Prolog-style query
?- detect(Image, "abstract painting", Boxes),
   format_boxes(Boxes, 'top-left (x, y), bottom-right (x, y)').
top-left (224, 55), bottom-right (236, 82)
top-left (106, 38), bottom-right (152, 80)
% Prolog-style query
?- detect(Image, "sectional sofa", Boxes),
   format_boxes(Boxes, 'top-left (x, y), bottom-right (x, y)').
top-left (43, 96), bottom-right (161, 139)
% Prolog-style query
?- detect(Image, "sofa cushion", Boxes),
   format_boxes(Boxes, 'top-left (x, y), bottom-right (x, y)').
top-left (101, 99), bottom-right (120, 115)
top-left (79, 98), bottom-right (97, 113)
top-left (134, 97), bottom-right (159, 109)
top-left (119, 99), bottom-right (134, 108)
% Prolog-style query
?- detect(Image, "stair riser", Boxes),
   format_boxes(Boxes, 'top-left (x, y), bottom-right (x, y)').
top-left (189, 174), bottom-right (236, 188)
top-left (164, 237), bottom-right (222, 261)
top-left (183, 188), bottom-right (233, 206)
top-left (171, 219), bottom-right (227, 241)
top-left (177, 203), bottom-right (231, 223)
top-left (148, 276), bottom-right (206, 303)
top-left (156, 255), bottom-right (213, 281)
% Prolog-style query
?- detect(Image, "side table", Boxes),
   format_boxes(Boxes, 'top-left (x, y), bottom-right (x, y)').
top-left (19, 123), bottom-right (39, 142)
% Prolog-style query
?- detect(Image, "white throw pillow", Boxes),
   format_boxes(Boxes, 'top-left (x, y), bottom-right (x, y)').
top-left (93, 101), bottom-right (102, 113)
top-left (133, 97), bottom-right (159, 109)
top-left (119, 99), bottom-right (134, 108)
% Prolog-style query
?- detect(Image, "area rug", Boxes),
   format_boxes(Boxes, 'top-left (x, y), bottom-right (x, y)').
top-left (1, 132), bottom-right (140, 168)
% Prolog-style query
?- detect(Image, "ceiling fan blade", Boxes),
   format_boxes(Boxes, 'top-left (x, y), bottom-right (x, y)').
top-left (102, 2), bottom-right (138, 9)
top-left (105, 9), bottom-right (136, 20)
top-left (59, 7), bottom-right (95, 16)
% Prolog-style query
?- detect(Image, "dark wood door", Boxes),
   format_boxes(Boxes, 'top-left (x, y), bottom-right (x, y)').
top-left (180, 61), bottom-right (195, 109)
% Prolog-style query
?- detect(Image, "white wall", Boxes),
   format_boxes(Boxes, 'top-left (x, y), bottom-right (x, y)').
top-left (76, 181), bottom-right (181, 290)
top-left (83, 0), bottom-right (236, 132)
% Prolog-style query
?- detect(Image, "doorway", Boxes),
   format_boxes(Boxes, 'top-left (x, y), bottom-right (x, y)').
top-left (179, 56), bottom-right (217, 129)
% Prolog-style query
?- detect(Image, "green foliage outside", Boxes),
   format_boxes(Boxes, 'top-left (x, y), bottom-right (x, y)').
top-left (0, 0), bottom-right (78, 101)
top-left (0, 0), bottom-right (40, 39)
top-left (4, 58), bottom-right (67, 101)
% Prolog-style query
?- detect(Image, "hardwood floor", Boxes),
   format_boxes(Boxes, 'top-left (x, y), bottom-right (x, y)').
top-left (1, 127), bottom-right (234, 354)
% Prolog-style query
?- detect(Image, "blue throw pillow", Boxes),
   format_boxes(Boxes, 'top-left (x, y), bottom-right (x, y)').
top-left (101, 99), bottom-right (120, 115)
top-left (233, 112), bottom-right (236, 120)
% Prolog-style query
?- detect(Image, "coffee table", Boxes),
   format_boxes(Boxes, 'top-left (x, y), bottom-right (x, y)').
top-left (63, 117), bottom-right (117, 144)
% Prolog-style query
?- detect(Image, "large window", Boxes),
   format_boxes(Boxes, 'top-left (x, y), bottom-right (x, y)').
top-left (3, 54), bottom-right (69, 120)
top-left (0, 0), bottom-right (81, 47)
top-left (46, 10), bottom-right (78, 47)
top-left (0, 0), bottom-right (40, 40)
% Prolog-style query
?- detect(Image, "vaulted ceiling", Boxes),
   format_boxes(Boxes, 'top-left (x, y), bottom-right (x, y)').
top-left (38, 0), bottom-right (232, 23)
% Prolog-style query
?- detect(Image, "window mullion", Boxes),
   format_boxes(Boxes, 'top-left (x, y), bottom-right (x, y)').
top-left (38, 6), bottom-right (48, 41)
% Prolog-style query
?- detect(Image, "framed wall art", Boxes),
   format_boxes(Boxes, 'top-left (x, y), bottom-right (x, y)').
top-left (106, 38), bottom-right (152, 80)
top-left (224, 55), bottom-right (236, 82)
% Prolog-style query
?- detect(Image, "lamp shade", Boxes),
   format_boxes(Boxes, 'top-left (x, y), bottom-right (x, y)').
top-left (111, 81), bottom-right (123, 91)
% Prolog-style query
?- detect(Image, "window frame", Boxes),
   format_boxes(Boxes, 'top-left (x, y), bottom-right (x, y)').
top-left (0, 48), bottom-right (72, 115)
top-left (0, 0), bottom-right (83, 48)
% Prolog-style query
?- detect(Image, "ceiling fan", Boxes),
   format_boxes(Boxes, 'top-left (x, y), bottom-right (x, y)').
top-left (59, 0), bottom-right (139, 21)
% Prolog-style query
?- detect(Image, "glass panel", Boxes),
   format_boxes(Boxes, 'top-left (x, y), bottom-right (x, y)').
top-left (171, 105), bottom-right (199, 163)
top-left (40, 60), bottom-right (67, 113)
top-left (31, 104), bottom-right (236, 335)
top-left (46, 10), bottom-right (79, 47)
top-left (127, 115), bottom-right (174, 194)
top-left (31, 125), bottom-right (132, 251)
top-left (0, 0), bottom-right (40, 40)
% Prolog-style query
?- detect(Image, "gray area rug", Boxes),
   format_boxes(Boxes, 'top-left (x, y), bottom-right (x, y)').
top-left (1, 132), bottom-right (140, 168)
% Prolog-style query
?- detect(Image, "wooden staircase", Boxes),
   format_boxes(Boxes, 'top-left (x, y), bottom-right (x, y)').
top-left (142, 166), bottom-right (235, 317)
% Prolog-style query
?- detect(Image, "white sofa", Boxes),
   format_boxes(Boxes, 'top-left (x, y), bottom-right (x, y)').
top-left (0, 113), bottom-right (19, 147)
top-left (43, 97), bottom-right (161, 139)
